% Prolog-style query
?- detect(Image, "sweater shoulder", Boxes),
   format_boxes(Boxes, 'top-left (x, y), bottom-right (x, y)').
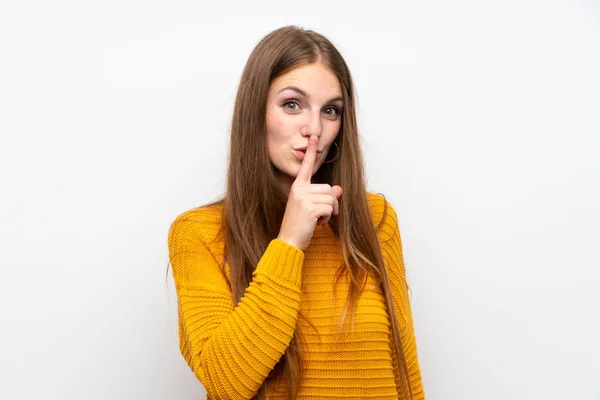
top-left (168, 203), bottom-right (225, 247)
top-left (366, 191), bottom-right (399, 242)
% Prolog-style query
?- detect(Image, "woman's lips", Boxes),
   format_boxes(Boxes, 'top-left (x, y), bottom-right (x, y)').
top-left (293, 149), bottom-right (322, 161)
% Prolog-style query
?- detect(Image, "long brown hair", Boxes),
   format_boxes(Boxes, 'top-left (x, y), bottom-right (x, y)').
top-left (199, 26), bottom-right (413, 400)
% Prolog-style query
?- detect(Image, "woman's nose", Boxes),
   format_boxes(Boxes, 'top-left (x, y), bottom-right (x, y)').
top-left (301, 111), bottom-right (322, 137)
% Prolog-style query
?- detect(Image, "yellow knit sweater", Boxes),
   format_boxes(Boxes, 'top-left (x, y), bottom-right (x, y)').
top-left (168, 192), bottom-right (425, 399)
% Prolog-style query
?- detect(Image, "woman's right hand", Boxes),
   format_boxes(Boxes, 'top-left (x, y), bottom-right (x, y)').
top-left (277, 135), bottom-right (343, 251)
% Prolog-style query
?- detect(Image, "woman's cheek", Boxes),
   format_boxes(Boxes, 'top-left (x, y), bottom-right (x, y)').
top-left (275, 115), bottom-right (295, 137)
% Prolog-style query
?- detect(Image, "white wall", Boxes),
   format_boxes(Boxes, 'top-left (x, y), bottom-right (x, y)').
top-left (1, 1), bottom-right (599, 399)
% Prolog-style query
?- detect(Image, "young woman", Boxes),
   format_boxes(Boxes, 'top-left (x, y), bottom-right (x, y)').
top-left (168, 25), bottom-right (425, 400)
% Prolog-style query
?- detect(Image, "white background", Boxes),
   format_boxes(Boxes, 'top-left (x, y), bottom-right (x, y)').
top-left (1, 1), bottom-right (599, 399)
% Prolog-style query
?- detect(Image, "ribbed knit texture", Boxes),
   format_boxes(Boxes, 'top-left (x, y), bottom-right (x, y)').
top-left (168, 192), bottom-right (425, 399)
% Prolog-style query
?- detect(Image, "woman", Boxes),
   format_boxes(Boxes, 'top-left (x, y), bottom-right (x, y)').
top-left (168, 25), bottom-right (425, 400)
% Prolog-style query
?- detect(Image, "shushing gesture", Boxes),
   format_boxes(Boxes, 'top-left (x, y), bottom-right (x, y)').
top-left (277, 135), bottom-right (343, 251)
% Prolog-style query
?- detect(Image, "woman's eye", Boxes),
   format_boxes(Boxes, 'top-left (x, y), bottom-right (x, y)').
top-left (283, 100), bottom-right (300, 111)
top-left (282, 101), bottom-right (340, 117)
top-left (324, 107), bottom-right (340, 117)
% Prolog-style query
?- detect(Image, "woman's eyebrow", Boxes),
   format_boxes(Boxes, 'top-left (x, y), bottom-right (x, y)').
top-left (277, 85), bottom-right (343, 103)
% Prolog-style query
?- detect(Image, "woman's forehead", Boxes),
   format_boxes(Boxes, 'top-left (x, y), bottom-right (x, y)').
top-left (270, 64), bottom-right (342, 99)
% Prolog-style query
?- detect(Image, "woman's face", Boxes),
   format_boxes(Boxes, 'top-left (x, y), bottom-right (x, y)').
top-left (265, 63), bottom-right (343, 191)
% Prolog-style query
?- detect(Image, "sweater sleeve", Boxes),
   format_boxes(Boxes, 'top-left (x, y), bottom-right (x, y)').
top-left (378, 202), bottom-right (426, 400)
top-left (168, 213), bottom-right (305, 400)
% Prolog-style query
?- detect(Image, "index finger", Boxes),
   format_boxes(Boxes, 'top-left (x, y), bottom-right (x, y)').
top-left (295, 135), bottom-right (318, 184)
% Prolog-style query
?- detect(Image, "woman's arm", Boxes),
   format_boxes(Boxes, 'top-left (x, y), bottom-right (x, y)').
top-left (168, 211), bottom-right (304, 400)
top-left (379, 201), bottom-right (426, 400)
